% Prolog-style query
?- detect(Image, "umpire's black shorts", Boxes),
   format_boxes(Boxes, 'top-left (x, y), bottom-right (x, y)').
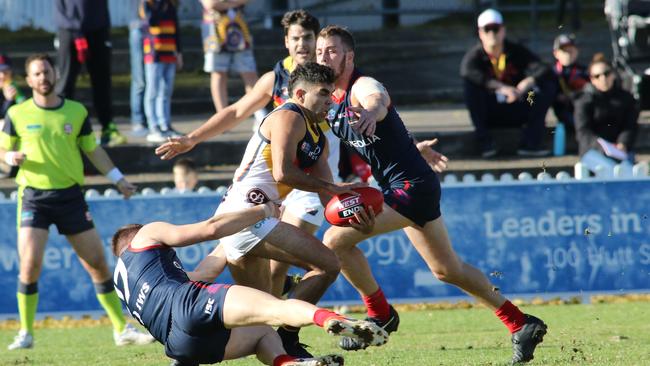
top-left (18, 185), bottom-right (95, 235)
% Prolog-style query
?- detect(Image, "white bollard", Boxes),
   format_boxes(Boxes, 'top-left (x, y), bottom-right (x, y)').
top-left (462, 174), bottom-right (476, 183)
top-left (633, 162), bottom-right (649, 177)
top-left (104, 188), bottom-right (120, 197)
top-left (594, 165), bottom-right (612, 178)
top-left (574, 162), bottom-right (589, 180)
top-left (160, 187), bottom-right (175, 195)
top-left (0, 191), bottom-right (5, 201)
top-left (518, 172), bottom-right (533, 181)
top-left (85, 189), bottom-right (100, 198)
top-left (443, 174), bottom-right (458, 184)
top-left (10, 190), bottom-right (18, 201)
top-left (536, 172), bottom-right (552, 181)
top-left (216, 186), bottom-right (228, 195)
top-left (499, 173), bottom-right (514, 182)
top-left (481, 173), bottom-right (495, 182)
top-left (555, 171), bottom-right (572, 181)
top-left (141, 187), bottom-right (156, 196)
top-left (613, 163), bottom-right (633, 178)
top-left (197, 186), bottom-right (213, 194)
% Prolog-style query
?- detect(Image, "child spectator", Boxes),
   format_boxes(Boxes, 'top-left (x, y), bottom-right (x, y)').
top-left (173, 157), bottom-right (199, 192)
top-left (552, 34), bottom-right (589, 128)
top-left (141, 0), bottom-right (183, 143)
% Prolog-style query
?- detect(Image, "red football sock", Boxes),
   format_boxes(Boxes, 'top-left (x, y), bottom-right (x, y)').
top-left (313, 309), bottom-right (343, 327)
top-left (362, 288), bottom-right (390, 322)
top-left (273, 355), bottom-right (297, 366)
top-left (495, 300), bottom-right (526, 334)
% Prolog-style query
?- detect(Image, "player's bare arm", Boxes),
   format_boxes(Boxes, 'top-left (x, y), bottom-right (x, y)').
top-left (349, 76), bottom-right (390, 136)
top-left (268, 110), bottom-right (364, 196)
top-left (83, 146), bottom-right (136, 199)
top-left (132, 203), bottom-right (280, 250)
top-left (155, 71), bottom-right (276, 160)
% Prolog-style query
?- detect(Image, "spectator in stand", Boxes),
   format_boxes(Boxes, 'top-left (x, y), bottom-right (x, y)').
top-left (0, 54), bottom-right (26, 119)
top-left (461, 9), bottom-right (555, 158)
top-left (551, 34), bottom-right (589, 128)
top-left (140, 0), bottom-right (183, 143)
top-left (128, 0), bottom-right (148, 137)
top-left (54, 0), bottom-right (127, 146)
top-left (199, 0), bottom-right (267, 123)
top-left (574, 53), bottom-right (639, 172)
top-left (173, 157), bottom-right (199, 192)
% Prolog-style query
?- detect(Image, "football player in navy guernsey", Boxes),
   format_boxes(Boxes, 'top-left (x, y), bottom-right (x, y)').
top-left (111, 201), bottom-right (389, 366)
top-left (315, 25), bottom-right (547, 364)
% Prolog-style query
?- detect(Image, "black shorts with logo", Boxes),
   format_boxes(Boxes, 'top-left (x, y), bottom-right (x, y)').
top-left (165, 282), bottom-right (232, 364)
top-left (382, 171), bottom-right (442, 227)
top-left (19, 185), bottom-right (94, 235)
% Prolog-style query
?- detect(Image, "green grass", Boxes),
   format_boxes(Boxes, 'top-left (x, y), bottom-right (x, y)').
top-left (2, 302), bottom-right (650, 365)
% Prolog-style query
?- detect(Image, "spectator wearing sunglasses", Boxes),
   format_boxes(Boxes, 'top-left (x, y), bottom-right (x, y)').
top-left (460, 9), bottom-right (555, 158)
top-left (574, 53), bottom-right (638, 172)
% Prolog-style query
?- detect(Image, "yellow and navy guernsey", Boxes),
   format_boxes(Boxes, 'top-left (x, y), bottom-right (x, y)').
top-left (232, 102), bottom-right (325, 200)
top-left (0, 99), bottom-right (97, 189)
top-left (141, 0), bottom-right (181, 64)
top-left (272, 56), bottom-right (333, 138)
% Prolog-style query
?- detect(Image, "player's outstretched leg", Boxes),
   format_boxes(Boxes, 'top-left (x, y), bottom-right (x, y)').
top-left (325, 316), bottom-right (389, 349)
top-left (511, 314), bottom-right (547, 364)
top-left (338, 304), bottom-right (398, 351)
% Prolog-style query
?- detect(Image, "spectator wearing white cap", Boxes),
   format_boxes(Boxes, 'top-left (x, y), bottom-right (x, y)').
top-left (460, 9), bottom-right (556, 158)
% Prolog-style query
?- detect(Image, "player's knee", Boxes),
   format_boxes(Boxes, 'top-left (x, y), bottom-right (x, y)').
top-left (323, 230), bottom-right (355, 252)
top-left (431, 262), bottom-right (463, 284)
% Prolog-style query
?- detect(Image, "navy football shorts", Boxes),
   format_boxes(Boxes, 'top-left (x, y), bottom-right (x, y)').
top-left (382, 172), bottom-right (441, 227)
top-left (165, 282), bottom-right (232, 364)
top-left (18, 185), bottom-right (94, 235)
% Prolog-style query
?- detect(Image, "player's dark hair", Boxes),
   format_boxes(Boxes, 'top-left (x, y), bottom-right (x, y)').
top-left (281, 9), bottom-right (320, 36)
top-left (111, 224), bottom-right (143, 257)
top-left (288, 61), bottom-right (335, 97)
top-left (318, 25), bottom-right (355, 52)
top-left (173, 157), bottom-right (197, 173)
top-left (24, 53), bottom-right (54, 74)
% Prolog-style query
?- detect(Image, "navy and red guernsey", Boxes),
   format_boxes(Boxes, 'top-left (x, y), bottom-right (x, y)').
top-left (325, 69), bottom-right (431, 187)
top-left (113, 244), bottom-right (190, 343)
top-left (271, 56), bottom-right (294, 107)
top-left (325, 69), bottom-right (442, 226)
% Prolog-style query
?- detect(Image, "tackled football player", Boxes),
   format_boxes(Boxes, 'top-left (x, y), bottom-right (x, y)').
top-left (316, 25), bottom-right (547, 364)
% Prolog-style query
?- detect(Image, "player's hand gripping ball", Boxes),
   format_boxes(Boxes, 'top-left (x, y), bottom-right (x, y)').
top-left (325, 187), bottom-right (383, 226)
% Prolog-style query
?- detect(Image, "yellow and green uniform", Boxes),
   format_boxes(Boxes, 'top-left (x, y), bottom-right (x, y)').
top-left (1, 98), bottom-right (97, 189)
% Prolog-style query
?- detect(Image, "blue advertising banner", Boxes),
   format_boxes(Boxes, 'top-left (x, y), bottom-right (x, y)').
top-left (1, 179), bottom-right (649, 316)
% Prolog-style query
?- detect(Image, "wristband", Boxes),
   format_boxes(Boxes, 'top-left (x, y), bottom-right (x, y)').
top-left (4, 151), bottom-right (19, 166)
top-left (106, 167), bottom-right (125, 184)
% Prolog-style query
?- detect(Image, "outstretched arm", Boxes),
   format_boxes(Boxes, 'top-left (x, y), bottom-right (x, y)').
top-left (132, 202), bottom-right (281, 250)
top-left (155, 71), bottom-right (275, 160)
top-left (349, 76), bottom-right (391, 136)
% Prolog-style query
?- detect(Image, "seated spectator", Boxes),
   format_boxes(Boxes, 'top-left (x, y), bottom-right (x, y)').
top-left (574, 53), bottom-right (639, 172)
top-left (552, 34), bottom-right (589, 128)
top-left (173, 157), bottom-right (199, 192)
top-left (0, 54), bottom-right (26, 119)
top-left (461, 9), bottom-right (555, 158)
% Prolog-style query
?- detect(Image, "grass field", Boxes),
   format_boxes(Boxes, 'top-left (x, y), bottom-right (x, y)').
top-left (2, 302), bottom-right (650, 366)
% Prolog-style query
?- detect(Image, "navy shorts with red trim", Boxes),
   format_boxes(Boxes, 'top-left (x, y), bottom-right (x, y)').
top-left (382, 172), bottom-right (441, 227)
top-left (165, 282), bottom-right (232, 364)
top-left (19, 185), bottom-right (94, 235)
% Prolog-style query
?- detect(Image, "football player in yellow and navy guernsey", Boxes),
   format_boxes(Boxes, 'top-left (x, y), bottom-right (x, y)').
top-left (1, 53), bottom-right (153, 350)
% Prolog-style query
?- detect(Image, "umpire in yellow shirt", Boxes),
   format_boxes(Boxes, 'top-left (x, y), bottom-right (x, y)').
top-left (0, 54), bottom-right (154, 350)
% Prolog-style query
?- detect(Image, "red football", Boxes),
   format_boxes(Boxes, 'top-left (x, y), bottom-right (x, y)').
top-left (325, 187), bottom-right (384, 227)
